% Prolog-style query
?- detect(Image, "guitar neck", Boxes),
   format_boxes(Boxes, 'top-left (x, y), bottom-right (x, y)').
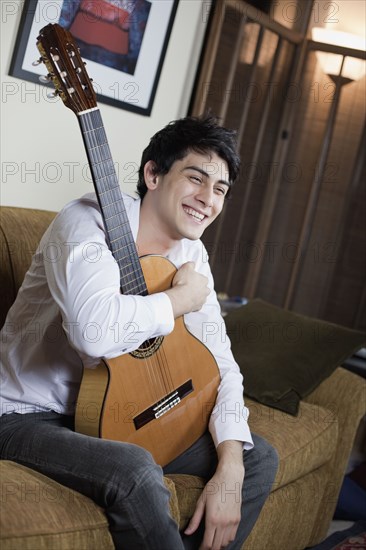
top-left (78, 108), bottom-right (147, 296)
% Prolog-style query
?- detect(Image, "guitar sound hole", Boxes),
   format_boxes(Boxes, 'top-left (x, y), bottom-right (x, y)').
top-left (129, 336), bottom-right (164, 359)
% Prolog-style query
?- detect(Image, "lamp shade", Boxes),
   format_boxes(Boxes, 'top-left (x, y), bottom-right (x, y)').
top-left (312, 27), bottom-right (366, 81)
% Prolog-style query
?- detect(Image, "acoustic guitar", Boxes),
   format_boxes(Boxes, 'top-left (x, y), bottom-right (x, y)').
top-left (36, 24), bottom-right (220, 466)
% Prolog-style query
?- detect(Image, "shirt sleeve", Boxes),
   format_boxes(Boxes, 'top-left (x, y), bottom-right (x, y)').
top-left (183, 243), bottom-right (253, 450)
top-left (42, 200), bottom-right (174, 365)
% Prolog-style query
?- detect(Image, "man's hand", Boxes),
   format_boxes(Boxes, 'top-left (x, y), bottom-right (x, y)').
top-left (165, 261), bottom-right (210, 318)
top-left (184, 441), bottom-right (244, 549)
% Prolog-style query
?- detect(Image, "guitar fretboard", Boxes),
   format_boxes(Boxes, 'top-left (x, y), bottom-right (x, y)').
top-left (78, 109), bottom-right (147, 296)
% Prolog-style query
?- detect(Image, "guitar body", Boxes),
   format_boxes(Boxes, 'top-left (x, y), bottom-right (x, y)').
top-left (75, 255), bottom-right (220, 466)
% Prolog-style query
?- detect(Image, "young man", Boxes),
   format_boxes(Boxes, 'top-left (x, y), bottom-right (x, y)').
top-left (0, 116), bottom-right (278, 549)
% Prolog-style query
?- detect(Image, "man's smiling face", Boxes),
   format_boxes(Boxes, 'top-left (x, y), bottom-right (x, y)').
top-left (144, 150), bottom-right (230, 243)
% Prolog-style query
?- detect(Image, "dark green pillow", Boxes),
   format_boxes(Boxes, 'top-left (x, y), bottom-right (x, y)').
top-left (224, 299), bottom-right (365, 415)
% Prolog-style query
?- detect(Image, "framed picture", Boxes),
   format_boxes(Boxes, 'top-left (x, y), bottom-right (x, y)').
top-left (9, 0), bottom-right (179, 115)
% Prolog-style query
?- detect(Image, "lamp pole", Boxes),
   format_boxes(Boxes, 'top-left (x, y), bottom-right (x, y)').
top-left (284, 56), bottom-right (353, 309)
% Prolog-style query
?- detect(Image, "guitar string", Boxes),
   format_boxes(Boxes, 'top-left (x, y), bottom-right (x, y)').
top-left (155, 340), bottom-right (175, 395)
top-left (82, 109), bottom-right (173, 402)
top-left (68, 102), bottom-right (148, 393)
top-left (88, 109), bottom-right (176, 400)
top-left (80, 110), bottom-right (161, 403)
top-left (74, 94), bottom-right (178, 414)
top-left (100, 124), bottom-right (175, 397)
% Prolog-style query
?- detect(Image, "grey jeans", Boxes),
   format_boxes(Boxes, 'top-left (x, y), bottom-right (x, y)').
top-left (0, 412), bottom-right (278, 549)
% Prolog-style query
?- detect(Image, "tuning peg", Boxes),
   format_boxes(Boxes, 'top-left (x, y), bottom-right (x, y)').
top-left (32, 57), bottom-right (43, 66)
top-left (47, 90), bottom-right (59, 99)
top-left (39, 74), bottom-right (52, 83)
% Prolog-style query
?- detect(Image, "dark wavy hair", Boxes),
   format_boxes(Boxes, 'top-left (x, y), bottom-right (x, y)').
top-left (136, 115), bottom-right (240, 200)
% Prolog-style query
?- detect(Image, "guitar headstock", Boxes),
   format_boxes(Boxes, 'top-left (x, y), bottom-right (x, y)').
top-left (36, 23), bottom-right (97, 114)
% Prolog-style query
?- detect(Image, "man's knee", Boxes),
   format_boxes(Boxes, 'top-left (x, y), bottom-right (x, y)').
top-left (249, 433), bottom-right (278, 463)
top-left (90, 441), bottom-right (162, 502)
top-left (262, 439), bottom-right (279, 476)
top-left (116, 443), bottom-right (165, 493)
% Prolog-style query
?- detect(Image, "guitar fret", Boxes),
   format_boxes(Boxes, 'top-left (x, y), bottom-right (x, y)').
top-left (111, 242), bottom-right (137, 256)
top-left (118, 261), bottom-right (134, 270)
top-left (100, 200), bottom-right (123, 209)
top-left (120, 271), bottom-right (144, 284)
top-left (98, 189), bottom-right (124, 203)
top-left (91, 168), bottom-right (117, 181)
top-left (109, 235), bottom-right (130, 244)
top-left (125, 277), bottom-right (145, 286)
top-left (116, 252), bottom-right (134, 263)
top-left (101, 199), bottom-right (124, 212)
top-left (123, 274), bottom-right (145, 286)
top-left (98, 179), bottom-right (117, 188)
top-left (123, 281), bottom-right (146, 294)
top-left (89, 145), bottom-right (111, 163)
top-left (87, 146), bottom-right (108, 156)
top-left (100, 192), bottom-right (123, 200)
top-left (99, 199), bottom-right (123, 209)
top-left (119, 271), bottom-right (145, 284)
top-left (104, 213), bottom-right (122, 222)
top-left (119, 264), bottom-right (143, 279)
top-left (121, 270), bottom-right (143, 282)
top-left (112, 245), bottom-right (136, 256)
top-left (113, 243), bottom-right (140, 256)
top-left (117, 255), bottom-right (141, 267)
top-left (107, 222), bottom-right (130, 235)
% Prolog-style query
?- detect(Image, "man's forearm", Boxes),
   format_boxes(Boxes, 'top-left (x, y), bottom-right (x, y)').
top-left (216, 440), bottom-right (245, 472)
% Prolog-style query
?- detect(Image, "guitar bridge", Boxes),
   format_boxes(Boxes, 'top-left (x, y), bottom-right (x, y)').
top-left (133, 380), bottom-right (193, 430)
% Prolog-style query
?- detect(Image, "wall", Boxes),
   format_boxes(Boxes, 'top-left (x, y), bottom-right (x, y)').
top-left (0, 0), bottom-right (211, 211)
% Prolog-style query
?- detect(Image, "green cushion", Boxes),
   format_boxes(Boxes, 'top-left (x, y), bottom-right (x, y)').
top-left (225, 299), bottom-right (365, 415)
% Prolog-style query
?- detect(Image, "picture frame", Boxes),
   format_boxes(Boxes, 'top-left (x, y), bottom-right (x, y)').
top-left (9, 0), bottom-right (179, 116)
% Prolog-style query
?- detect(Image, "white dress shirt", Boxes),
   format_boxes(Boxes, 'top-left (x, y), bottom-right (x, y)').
top-left (0, 192), bottom-right (253, 449)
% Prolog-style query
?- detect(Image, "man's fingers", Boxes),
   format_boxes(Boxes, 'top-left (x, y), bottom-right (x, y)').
top-left (184, 496), bottom-right (205, 535)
